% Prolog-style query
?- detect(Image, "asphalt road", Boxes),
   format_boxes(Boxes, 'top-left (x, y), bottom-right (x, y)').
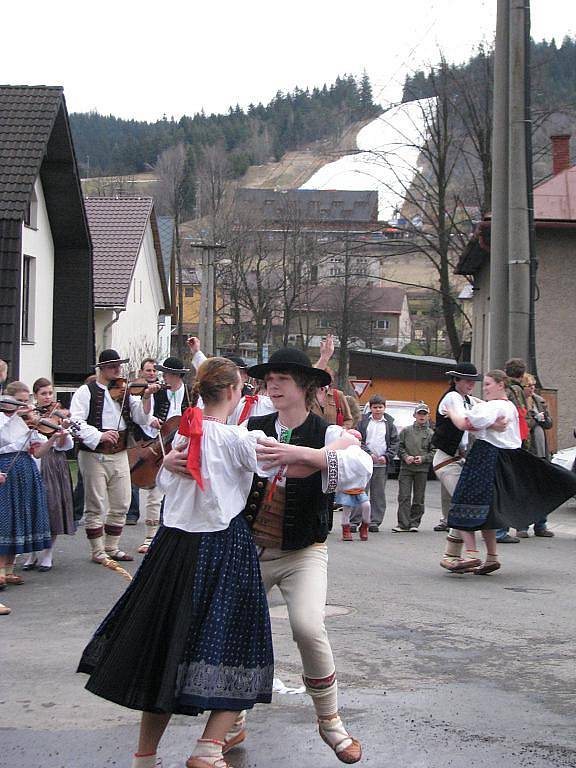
top-left (2, 481), bottom-right (576, 768)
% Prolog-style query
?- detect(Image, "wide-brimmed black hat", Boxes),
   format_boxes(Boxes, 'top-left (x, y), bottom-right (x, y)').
top-left (224, 354), bottom-right (248, 370)
top-left (156, 356), bottom-right (190, 375)
top-left (445, 362), bottom-right (482, 380)
top-left (248, 348), bottom-right (331, 387)
top-left (95, 349), bottom-right (129, 368)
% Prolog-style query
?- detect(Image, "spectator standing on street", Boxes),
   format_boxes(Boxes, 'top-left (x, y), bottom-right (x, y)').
top-left (393, 402), bottom-right (435, 532)
top-left (517, 373), bottom-right (555, 538)
top-left (494, 357), bottom-right (536, 544)
top-left (353, 395), bottom-right (399, 532)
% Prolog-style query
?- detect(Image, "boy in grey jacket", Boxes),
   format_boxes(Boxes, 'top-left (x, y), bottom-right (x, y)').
top-left (393, 403), bottom-right (435, 532)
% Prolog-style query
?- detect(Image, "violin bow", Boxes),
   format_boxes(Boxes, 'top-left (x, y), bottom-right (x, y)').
top-left (115, 366), bottom-right (130, 432)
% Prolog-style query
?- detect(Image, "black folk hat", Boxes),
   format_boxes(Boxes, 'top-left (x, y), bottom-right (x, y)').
top-left (223, 354), bottom-right (248, 369)
top-left (248, 347), bottom-right (332, 387)
top-left (156, 356), bottom-right (190, 375)
top-left (445, 362), bottom-right (482, 380)
top-left (95, 349), bottom-right (129, 368)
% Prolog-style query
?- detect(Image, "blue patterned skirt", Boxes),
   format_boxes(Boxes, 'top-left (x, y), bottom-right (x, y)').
top-left (78, 515), bottom-right (274, 715)
top-left (0, 452), bottom-right (51, 555)
top-left (448, 439), bottom-right (576, 531)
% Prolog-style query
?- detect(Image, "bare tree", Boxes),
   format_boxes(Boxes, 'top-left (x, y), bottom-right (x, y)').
top-left (154, 143), bottom-right (193, 359)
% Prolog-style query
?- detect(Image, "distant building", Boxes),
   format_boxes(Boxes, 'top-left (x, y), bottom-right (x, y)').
top-left (84, 196), bottom-right (170, 371)
top-left (457, 134), bottom-right (576, 448)
top-left (0, 85), bottom-right (94, 386)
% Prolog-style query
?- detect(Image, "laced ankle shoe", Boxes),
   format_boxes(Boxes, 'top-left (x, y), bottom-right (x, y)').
top-left (318, 715), bottom-right (362, 764)
top-left (186, 739), bottom-right (229, 768)
top-left (132, 753), bottom-right (162, 768)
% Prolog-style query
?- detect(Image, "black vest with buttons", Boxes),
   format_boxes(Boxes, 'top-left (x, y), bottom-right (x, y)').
top-left (78, 380), bottom-right (132, 451)
top-left (431, 388), bottom-right (470, 456)
top-left (132, 386), bottom-right (191, 442)
top-left (244, 411), bottom-right (330, 551)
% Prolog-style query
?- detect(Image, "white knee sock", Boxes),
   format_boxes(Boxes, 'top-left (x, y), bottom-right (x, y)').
top-left (359, 501), bottom-right (371, 524)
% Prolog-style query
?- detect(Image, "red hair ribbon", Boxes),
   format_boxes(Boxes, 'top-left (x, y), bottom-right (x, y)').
top-left (238, 394), bottom-right (259, 425)
top-left (178, 407), bottom-right (204, 491)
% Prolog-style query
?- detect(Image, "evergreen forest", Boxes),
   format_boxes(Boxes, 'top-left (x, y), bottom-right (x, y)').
top-left (402, 36), bottom-right (576, 110)
top-left (70, 73), bottom-right (380, 178)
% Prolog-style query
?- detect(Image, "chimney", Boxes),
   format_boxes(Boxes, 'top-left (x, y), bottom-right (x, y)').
top-left (551, 134), bottom-right (571, 175)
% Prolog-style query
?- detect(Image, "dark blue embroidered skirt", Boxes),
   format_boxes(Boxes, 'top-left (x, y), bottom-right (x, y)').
top-left (0, 453), bottom-right (51, 555)
top-left (448, 440), bottom-right (576, 531)
top-left (78, 515), bottom-right (274, 715)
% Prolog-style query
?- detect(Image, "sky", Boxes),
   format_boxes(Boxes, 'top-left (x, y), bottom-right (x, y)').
top-left (1, 0), bottom-right (573, 121)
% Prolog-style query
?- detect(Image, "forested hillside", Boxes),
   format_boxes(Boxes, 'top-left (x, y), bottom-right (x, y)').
top-left (70, 74), bottom-right (380, 178)
top-left (403, 36), bottom-right (576, 110)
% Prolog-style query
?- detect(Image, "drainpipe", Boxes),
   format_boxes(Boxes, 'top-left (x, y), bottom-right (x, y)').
top-left (101, 308), bottom-right (125, 350)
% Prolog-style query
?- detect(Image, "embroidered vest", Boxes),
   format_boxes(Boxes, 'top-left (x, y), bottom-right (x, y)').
top-left (244, 411), bottom-right (331, 551)
top-left (432, 389), bottom-right (470, 456)
top-left (78, 380), bottom-right (132, 451)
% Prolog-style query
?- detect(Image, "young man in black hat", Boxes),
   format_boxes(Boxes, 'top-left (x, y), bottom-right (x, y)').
top-left (231, 348), bottom-right (371, 763)
top-left (70, 350), bottom-right (160, 564)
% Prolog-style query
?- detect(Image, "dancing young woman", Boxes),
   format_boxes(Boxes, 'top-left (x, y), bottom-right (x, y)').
top-left (78, 356), bottom-right (352, 768)
top-left (443, 370), bottom-right (576, 574)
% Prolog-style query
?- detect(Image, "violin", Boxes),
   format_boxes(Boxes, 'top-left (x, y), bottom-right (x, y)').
top-left (107, 378), bottom-right (152, 402)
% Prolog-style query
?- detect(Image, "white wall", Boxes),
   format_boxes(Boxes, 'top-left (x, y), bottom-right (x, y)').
top-left (19, 177), bottom-right (55, 385)
top-left (95, 221), bottom-right (167, 375)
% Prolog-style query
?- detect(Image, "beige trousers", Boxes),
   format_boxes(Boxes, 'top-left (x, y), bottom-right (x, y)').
top-left (142, 484), bottom-right (164, 544)
top-left (78, 450), bottom-right (131, 555)
top-left (259, 543), bottom-right (335, 679)
top-left (433, 449), bottom-right (465, 544)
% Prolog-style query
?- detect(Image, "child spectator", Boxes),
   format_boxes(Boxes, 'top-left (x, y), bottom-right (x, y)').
top-left (393, 402), bottom-right (435, 532)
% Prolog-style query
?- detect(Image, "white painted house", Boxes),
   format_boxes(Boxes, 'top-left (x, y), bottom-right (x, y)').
top-left (0, 86), bottom-right (94, 386)
top-left (84, 197), bottom-right (170, 373)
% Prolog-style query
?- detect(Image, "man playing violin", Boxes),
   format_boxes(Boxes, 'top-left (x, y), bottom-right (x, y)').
top-left (134, 354), bottom-right (194, 554)
top-left (70, 349), bottom-right (159, 565)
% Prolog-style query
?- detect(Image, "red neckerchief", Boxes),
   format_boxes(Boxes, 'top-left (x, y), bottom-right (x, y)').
top-left (238, 394), bottom-right (259, 425)
top-left (178, 407), bottom-right (204, 491)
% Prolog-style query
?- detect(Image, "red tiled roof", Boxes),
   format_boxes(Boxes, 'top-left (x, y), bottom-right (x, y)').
top-left (533, 165), bottom-right (576, 221)
top-left (85, 196), bottom-right (155, 307)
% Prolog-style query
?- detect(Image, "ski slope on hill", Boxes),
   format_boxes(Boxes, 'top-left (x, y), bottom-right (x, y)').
top-left (300, 99), bottom-right (434, 221)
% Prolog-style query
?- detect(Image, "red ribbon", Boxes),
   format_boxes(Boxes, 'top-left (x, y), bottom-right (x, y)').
top-left (238, 394), bottom-right (258, 425)
top-left (178, 407), bottom-right (204, 491)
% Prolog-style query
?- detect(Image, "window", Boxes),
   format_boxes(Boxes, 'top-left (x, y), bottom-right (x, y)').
top-left (376, 319), bottom-right (390, 330)
top-left (184, 286), bottom-right (194, 297)
top-left (310, 265), bottom-right (318, 284)
top-left (317, 317), bottom-right (330, 329)
top-left (24, 186), bottom-right (38, 229)
top-left (22, 255), bottom-right (35, 342)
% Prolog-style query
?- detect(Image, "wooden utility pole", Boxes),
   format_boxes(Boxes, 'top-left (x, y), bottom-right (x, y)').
top-left (489, 0), bottom-right (532, 368)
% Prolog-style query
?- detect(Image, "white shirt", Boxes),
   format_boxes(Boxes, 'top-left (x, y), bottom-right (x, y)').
top-left (272, 420), bottom-right (373, 492)
top-left (465, 399), bottom-right (521, 449)
top-left (0, 413), bottom-right (56, 462)
top-left (157, 421), bottom-right (277, 533)
top-left (438, 390), bottom-right (479, 452)
top-left (142, 384), bottom-right (187, 439)
top-left (228, 394), bottom-right (275, 425)
top-left (70, 382), bottom-right (153, 451)
top-left (366, 416), bottom-right (388, 458)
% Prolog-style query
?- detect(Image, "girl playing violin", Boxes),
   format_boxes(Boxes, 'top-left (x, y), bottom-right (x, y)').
top-left (21, 378), bottom-right (75, 572)
top-left (0, 382), bottom-right (70, 596)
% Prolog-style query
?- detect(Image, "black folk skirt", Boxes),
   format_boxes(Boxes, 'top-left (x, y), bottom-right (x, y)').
top-left (448, 439), bottom-right (576, 532)
top-left (78, 515), bottom-right (274, 715)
